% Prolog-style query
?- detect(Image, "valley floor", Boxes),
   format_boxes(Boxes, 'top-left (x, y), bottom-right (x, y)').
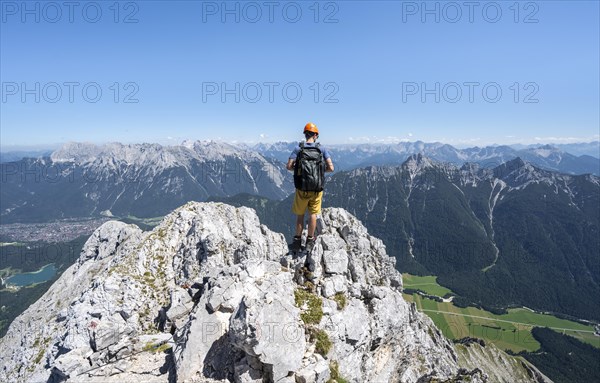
top-left (402, 273), bottom-right (600, 353)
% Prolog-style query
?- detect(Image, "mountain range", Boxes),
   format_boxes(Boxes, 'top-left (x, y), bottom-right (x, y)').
top-left (2, 142), bottom-right (599, 321)
top-left (213, 155), bottom-right (600, 321)
top-left (2, 141), bottom-right (598, 175)
top-left (252, 141), bottom-right (600, 175)
top-left (514, 142), bottom-right (600, 158)
top-left (0, 141), bottom-right (292, 223)
top-left (2, 140), bottom-right (597, 224)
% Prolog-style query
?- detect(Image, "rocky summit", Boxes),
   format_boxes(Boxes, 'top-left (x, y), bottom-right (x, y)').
top-left (0, 202), bottom-right (546, 383)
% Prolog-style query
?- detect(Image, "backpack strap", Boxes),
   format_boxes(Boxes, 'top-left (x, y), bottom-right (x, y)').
top-left (311, 142), bottom-right (322, 154)
top-left (299, 141), bottom-right (320, 150)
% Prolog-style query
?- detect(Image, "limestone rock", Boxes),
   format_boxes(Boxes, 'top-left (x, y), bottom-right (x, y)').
top-left (456, 340), bottom-right (553, 383)
top-left (0, 202), bottom-right (540, 383)
top-left (322, 248), bottom-right (348, 274)
top-left (322, 275), bottom-right (347, 297)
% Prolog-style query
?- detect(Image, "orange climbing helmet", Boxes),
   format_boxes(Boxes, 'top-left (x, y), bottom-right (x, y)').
top-left (304, 122), bottom-right (319, 135)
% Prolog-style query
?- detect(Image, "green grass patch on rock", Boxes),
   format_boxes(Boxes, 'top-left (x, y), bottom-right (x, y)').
top-left (332, 292), bottom-right (347, 310)
top-left (309, 327), bottom-right (332, 356)
top-left (295, 288), bottom-right (323, 325)
top-left (143, 341), bottom-right (172, 354)
top-left (328, 360), bottom-right (349, 383)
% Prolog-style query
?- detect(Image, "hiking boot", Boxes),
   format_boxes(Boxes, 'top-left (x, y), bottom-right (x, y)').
top-left (291, 236), bottom-right (302, 252)
top-left (305, 236), bottom-right (316, 253)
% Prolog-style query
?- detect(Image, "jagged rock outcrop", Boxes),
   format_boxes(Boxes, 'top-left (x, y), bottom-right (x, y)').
top-left (455, 339), bottom-right (552, 383)
top-left (0, 202), bottom-right (534, 382)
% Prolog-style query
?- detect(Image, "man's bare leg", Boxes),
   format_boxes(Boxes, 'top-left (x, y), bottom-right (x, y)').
top-left (295, 214), bottom-right (304, 237)
top-left (307, 214), bottom-right (317, 237)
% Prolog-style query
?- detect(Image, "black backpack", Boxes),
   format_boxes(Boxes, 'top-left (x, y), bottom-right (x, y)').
top-left (294, 142), bottom-right (326, 192)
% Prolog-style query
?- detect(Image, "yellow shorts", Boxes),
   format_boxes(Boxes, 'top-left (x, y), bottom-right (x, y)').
top-left (292, 190), bottom-right (323, 215)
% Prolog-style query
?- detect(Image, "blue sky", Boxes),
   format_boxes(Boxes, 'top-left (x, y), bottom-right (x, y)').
top-left (1, 0), bottom-right (599, 149)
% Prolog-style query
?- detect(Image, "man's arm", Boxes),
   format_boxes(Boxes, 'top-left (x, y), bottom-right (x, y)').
top-left (325, 158), bottom-right (334, 172)
top-left (286, 158), bottom-right (295, 171)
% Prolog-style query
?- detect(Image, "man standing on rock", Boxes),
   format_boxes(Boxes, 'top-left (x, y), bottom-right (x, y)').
top-left (286, 122), bottom-right (335, 253)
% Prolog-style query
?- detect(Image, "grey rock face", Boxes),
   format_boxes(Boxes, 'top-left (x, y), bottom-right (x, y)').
top-left (322, 275), bottom-right (347, 298)
top-left (0, 202), bottom-right (536, 383)
top-left (322, 246), bottom-right (348, 274)
top-left (295, 353), bottom-right (330, 383)
top-left (2, 141), bottom-right (294, 224)
top-left (456, 341), bottom-right (553, 383)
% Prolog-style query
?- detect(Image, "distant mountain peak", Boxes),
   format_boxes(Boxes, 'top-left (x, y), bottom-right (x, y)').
top-left (504, 156), bottom-right (527, 169)
top-left (403, 153), bottom-right (435, 168)
top-left (496, 157), bottom-right (542, 178)
top-left (50, 141), bottom-right (103, 163)
top-left (490, 157), bottom-right (568, 189)
top-left (527, 145), bottom-right (561, 159)
top-left (401, 154), bottom-right (442, 182)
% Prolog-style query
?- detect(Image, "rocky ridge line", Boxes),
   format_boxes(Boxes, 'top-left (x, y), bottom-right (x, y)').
top-left (0, 202), bottom-right (545, 383)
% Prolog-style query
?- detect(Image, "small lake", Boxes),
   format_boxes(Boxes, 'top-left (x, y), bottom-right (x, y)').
top-left (6, 264), bottom-right (57, 287)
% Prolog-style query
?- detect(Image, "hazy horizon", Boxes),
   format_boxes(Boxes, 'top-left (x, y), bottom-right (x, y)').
top-left (1, 138), bottom-right (599, 153)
